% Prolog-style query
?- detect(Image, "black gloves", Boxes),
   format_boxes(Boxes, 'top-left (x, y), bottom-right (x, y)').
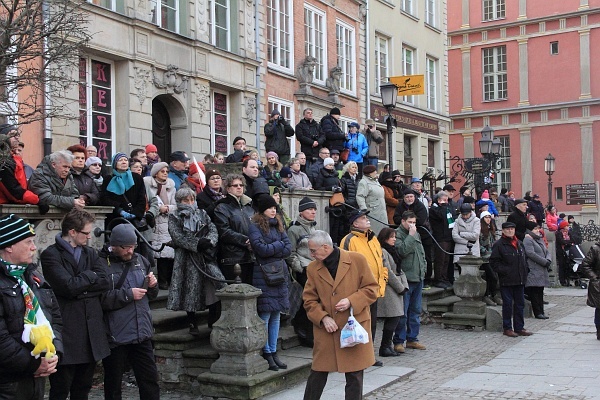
top-left (145, 212), bottom-right (156, 228)
top-left (197, 238), bottom-right (212, 252)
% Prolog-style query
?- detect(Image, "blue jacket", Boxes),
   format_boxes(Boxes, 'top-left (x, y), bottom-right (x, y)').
top-left (249, 218), bottom-right (292, 313)
top-left (476, 198), bottom-right (499, 217)
top-left (344, 133), bottom-right (368, 163)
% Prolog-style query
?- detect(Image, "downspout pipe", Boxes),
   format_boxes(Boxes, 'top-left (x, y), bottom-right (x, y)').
top-left (42, 0), bottom-right (52, 156)
top-left (365, 0), bottom-right (370, 122)
top-left (254, 0), bottom-right (261, 152)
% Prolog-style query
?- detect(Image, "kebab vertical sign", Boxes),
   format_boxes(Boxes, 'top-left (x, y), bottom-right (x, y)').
top-left (389, 75), bottom-right (425, 96)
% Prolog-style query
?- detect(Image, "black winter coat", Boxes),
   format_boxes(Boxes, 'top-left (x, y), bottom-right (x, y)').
top-left (314, 168), bottom-right (341, 191)
top-left (528, 200), bottom-right (545, 224)
top-left (40, 240), bottom-right (110, 364)
top-left (507, 209), bottom-right (529, 241)
top-left (393, 199), bottom-right (430, 229)
top-left (307, 159), bottom-right (324, 186)
top-left (213, 194), bottom-right (255, 266)
top-left (320, 114), bottom-right (346, 151)
top-left (579, 243), bottom-right (600, 308)
top-left (243, 173), bottom-right (269, 201)
top-left (340, 172), bottom-right (360, 209)
top-left (196, 188), bottom-right (224, 220)
top-left (249, 218), bottom-right (291, 313)
top-left (489, 236), bottom-right (528, 287)
top-left (429, 203), bottom-right (454, 242)
top-left (296, 118), bottom-right (324, 159)
top-left (0, 264), bottom-right (63, 384)
top-left (264, 120), bottom-right (294, 157)
top-left (101, 172), bottom-right (147, 227)
top-left (72, 168), bottom-right (100, 205)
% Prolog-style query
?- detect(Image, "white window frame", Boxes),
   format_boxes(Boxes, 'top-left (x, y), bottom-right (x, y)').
top-left (304, 4), bottom-right (327, 85)
top-left (550, 41), bottom-right (559, 55)
top-left (88, 0), bottom-right (125, 13)
top-left (267, 0), bottom-right (294, 73)
top-left (0, 37), bottom-right (18, 125)
top-left (496, 135), bottom-right (511, 190)
top-left (426, 56), bottom-right (438, 111)
top-left (402, 45), bottom-right (415, 104)
top-left (426, 0), bottom-right (437, 27)
top-left (336, 20), bottom-right (356, 95)
top-left (150, 0), bottom-right (180, 33)
top-left (209, 0), bottom-right (231, 51)
top-left (374, 35), bottom-right (389, 94)
top-left (267, 97), bottom-right (296, 155)
top-left (483, 46), bottom-right (507, 101)
top-left (483, 0), bottom-right (505, 21)
top-left (402, 0), bottom-right (415, 16)
top-left (338, 117), bottom-right (351, 135)
top-left (211, 89), bottom-right (230, 155)
top-left (79, 56), bottom-right (116, 164)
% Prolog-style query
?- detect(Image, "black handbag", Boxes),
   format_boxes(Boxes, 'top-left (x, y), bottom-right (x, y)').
top-left (259, 260), bottom-right (286, 286)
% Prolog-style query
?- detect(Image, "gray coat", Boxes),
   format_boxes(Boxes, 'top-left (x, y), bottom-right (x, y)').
top-left (167, 207), bottom-right (225, 312)
top-left (452, 212), bottom-right (481, 263)
top-left (378, 249), bottom-right (407, 318)
top-left (28, 155), bottom-right (79, 209)
top-left (524, 231), bottom-right (551, 288)
top-left (365, 128), bottom-right (384, 158)
top-left (356, 176), bottom-right (387, 235)
top-left (144, 176), bottom-right (177, 259)
top-left (286, 216), bottom-right (316, 273)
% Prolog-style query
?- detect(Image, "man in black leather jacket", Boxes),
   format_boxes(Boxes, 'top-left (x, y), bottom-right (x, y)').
top-left (0, 214), bottom-right (63, 400)
top-left (295, 108), bottom-right (325, 168)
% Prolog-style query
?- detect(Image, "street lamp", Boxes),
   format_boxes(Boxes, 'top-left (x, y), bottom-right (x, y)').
top-left (545, 153), bottom-right (556, 208)
top-left (379, 82), bottom-right (398, 168)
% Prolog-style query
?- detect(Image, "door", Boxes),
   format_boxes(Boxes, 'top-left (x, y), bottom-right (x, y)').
top-left (152, 98), bottom-right (171, 162)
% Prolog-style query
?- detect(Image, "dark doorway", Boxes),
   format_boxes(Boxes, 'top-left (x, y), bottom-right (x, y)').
top-left (152, 98), bottom-right (171, 162)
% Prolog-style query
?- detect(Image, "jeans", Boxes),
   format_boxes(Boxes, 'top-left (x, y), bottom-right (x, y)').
top-left (365, 157), bottom-right (378, 167)
top-left (393, 280), bottom-right (423, 344)
top-left (103, 340), bottom-right (160, 400)
top-left (500, 285), bottom-right (525, 331)
top-left (259, 311), bottom-right (281, 354)
top-left (49, 362), bottom-right (96, 400)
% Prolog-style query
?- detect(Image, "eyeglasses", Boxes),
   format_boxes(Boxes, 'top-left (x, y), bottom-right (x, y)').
top-left (230, 184), bottom-right (244, 188)
top-left (90, 163), bottom-right (101, 167)
top-left (77, 230), bottom-right (91, 236)
top-left (119, 245), bottom-right (138, 250)
top-left (209, 176), bottom-right (222, 181)
top-left (368, 125), bottom-right (375, 128)
top-left (309, 245), bottom-right (325, 254)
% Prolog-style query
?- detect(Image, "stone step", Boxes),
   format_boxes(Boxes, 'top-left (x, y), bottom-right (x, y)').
top-left (154, 327), bottom-right (210, 351)
top-left (150, 289), bottom-right (168, 310)
top-left (421, 286), bottom-right (455, 312)
top-left (427, 295), bottom-right (463, 313)
top-left (152, 309), bottom-right (189, 333)
top-left (441, 312), bottom-right (486, 328)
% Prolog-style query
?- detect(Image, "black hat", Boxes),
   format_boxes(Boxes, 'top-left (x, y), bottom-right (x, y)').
top-left (379, 171), bottom-right (392, 182)
top-left (514, 198), bottom-right (527, 205)
top-left (110, 223), bottom-right (137, 246)
top-left (403, 188), bottom-right (416, 197)
top-left (525, 221), bottom-right (539, 230)
top-left (330, 149), bottom-right (340, 155)
top-left (533, 193), bottom-right (540, 199)
top-left (169, 151), bottom-right (189, 163)
top-left (443, 184), bottom-right (456, 192)
top-left (330, 107), bottom-right (341, 116)
top-left (299, 196), bottom-right (317, 212)
top-left (501, 188), bottom-right (508, 194)
top-left (391, 170), bottom-right (401, 177)
top-left (349, 209), bottom-right (369, 225)
top-left (0, 214), bottom-right (35, 249)
top-left (270, 109), bottom-right (281, 117)
top-left (502, 221), bottom-right (516, 229)
top-left (460, 204), bottom-right (472, 214)
top-left (363, 165), bottom-right (377, 175)
top-left (233, 136), bottom-right (245, 145)
top-left (463, 196), bottom-right (475, 204)
top-left (279, 167), bottom-right (293, 178)
top-left (256, 194), bottom-right (279, 213)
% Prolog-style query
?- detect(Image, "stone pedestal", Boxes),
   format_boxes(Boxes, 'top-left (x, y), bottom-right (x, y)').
top-left (208, 283), bottom-right (268, 376)
top-left (443, 254), bottom-right (488, 328)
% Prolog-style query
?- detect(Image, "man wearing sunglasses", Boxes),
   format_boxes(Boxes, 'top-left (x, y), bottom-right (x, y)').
top-left (98, 223), bottom-right (160, 400)
top-left (363, 119), bottom-right (383, 167)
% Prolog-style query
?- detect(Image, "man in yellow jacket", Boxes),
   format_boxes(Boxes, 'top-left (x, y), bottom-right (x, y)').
top-left (341, 209), bottom-right (388, 366)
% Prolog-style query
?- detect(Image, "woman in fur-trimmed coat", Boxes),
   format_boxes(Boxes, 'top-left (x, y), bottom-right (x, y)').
top-left (167, 187), bottom-right (226, 335)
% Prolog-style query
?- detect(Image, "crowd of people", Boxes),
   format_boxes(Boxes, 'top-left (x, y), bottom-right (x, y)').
top-left (0, 113), bottom-right (591, 400)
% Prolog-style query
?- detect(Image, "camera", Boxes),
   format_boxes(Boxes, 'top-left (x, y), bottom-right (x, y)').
top-left (352, 147), bottom-right (359, 154)
top-left (279, 116), bottom-right (286, 122)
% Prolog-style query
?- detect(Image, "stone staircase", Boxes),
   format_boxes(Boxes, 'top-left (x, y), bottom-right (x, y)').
top-left (150, 290), bottom-right (313, 398)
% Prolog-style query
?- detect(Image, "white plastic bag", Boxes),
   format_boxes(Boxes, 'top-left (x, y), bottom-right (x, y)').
top-left (340, 307), bottom-right (370, 348)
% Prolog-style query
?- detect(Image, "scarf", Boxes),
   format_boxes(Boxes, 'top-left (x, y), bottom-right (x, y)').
top-left (2, 259), bottom-right (54, 345)
top-left (106, 170), bottom-right (134, 195)
top-left (502, 234), bottom-right (518, 249)
top-left (323, 246), bottom-right (341, 279)
top-left (177, 203), bottom-right (205, 233)
top-left (169, 166), bottom-right (187, 182)
top-left (56, 234), bottom-right (82, 265)
top-left (205, 186), bottom-right (225, 202)
top-left (381, 241), bottom-right (403, 272)
top-left (154, 178), bottom-right (170, 206)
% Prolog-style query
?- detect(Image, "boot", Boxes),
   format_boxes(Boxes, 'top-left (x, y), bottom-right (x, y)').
top-left (262, 353), bottom-right (279, 371)
top-left (187, 312), bottom-right (200, 336)
top-left (378, 329), bottom-right (399, 357)
top-left (596, 325), bottom-right (600, 341)
top-left (271, 352), bottom-right (287, 369)
top-left (157, 263), bottom-right (169, 290)
top-left (207, 302), bottom-right (221, 328)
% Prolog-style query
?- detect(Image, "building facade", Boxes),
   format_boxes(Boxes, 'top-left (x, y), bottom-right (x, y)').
top-left (448, 0), bottom-right (600, 211)
top-left (367, 0), bottom-right (450, 183)
top-left (45, 0), bottom-right (263, 164)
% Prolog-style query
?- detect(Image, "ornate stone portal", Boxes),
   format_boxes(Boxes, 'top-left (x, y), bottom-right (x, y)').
top-left (209, 283), bottom-right (268, 376)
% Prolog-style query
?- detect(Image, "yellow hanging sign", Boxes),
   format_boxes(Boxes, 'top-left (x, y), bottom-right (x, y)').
top-left (389, 75), bottom-right (425, 95)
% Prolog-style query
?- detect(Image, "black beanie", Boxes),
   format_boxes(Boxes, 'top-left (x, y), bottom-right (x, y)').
top-left (330, 107), bottom-right (341, 116)
top-left (233, 136), bottom-right (245, 145)
top-left (256, 194), bottom-right (279, 214)
top-left (299, 196), bottom-right (317, 212)
top-left (0, 214), bottom-right (35, 249)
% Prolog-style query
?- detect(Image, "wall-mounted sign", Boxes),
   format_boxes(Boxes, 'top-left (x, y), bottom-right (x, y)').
top-left (370, 104), bottom-right (439, 136)
top-left (389, 75), bottom-right (425, 95)
top-left (566, 183), bottom-right (597, 205)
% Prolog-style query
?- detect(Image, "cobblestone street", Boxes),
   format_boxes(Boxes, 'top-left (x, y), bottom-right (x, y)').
top-left (85, 287), bottom-right (599, 399)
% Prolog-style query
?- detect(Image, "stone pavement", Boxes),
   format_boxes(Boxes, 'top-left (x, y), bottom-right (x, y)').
top-left (85, 287), bottom-right (600, 399)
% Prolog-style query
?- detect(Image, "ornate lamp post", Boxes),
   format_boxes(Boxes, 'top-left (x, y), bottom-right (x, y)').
top-left (379, 82), bottom-right (398, 168)
top-left (545, 153), bottom-right (556, 208)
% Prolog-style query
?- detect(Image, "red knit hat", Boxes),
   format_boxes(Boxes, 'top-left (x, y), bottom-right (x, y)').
top-left (558, 220), bottom-right (569, 230)
top-left (188, 162), bottom-right (206, 176)
top-left (145, 144), bottom-right (158, 153)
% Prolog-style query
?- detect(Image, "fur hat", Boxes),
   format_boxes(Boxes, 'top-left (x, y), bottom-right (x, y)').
top-left (256, 194), bottom-right (279, 214)
top-left (299, 197), bottom-right (317, 212)
top-left (150, 162), bottom-right (169, 177)
top-left (0, 214), bottom-right (35, 249)
top-left (110, 223), bottom-right (137, 246)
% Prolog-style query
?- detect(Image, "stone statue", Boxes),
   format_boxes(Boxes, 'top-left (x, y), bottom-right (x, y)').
top-left (296, 56), bottom-right (318, 95)
top-left (326, 66), bottom-right (342, 103)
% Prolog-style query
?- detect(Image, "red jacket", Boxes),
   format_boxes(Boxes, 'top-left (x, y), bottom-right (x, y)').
top-left (0, 156), bottom-right (39, 204)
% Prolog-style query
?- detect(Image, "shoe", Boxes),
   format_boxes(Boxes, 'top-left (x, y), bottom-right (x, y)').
top-left (442, 281), bottom-right (453, 289)
top-left (433, 281), bottom-right (447, 288)
top-left (379, 346), bottom-right (399, 357)
top-left (189, 324), bottom-right (200, 336)
top-left (262, 353), bottom-right (279, 371)
top-left (535, 314), bottom-right (549, 320)
top-left (393, 343), bottom-right (406, 353)
top-left (406, 341), bottom-right (426, 350)
top-left (515, 329), bottom-right (533, 336)
top-left (422, 284), bottom-right (431, 290)
top-left (492, 294), bottom-right (503, 305)
top-left (271, 352), bottom-right (287, 369)
top-left (483, 296), bottom-right (496, 306)
top-left (596, 326), bottom-right (600, 340)
top-left (503, 329), bottom-right (518, 337)
top-left (373, 360), bottom-right (384, 367)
